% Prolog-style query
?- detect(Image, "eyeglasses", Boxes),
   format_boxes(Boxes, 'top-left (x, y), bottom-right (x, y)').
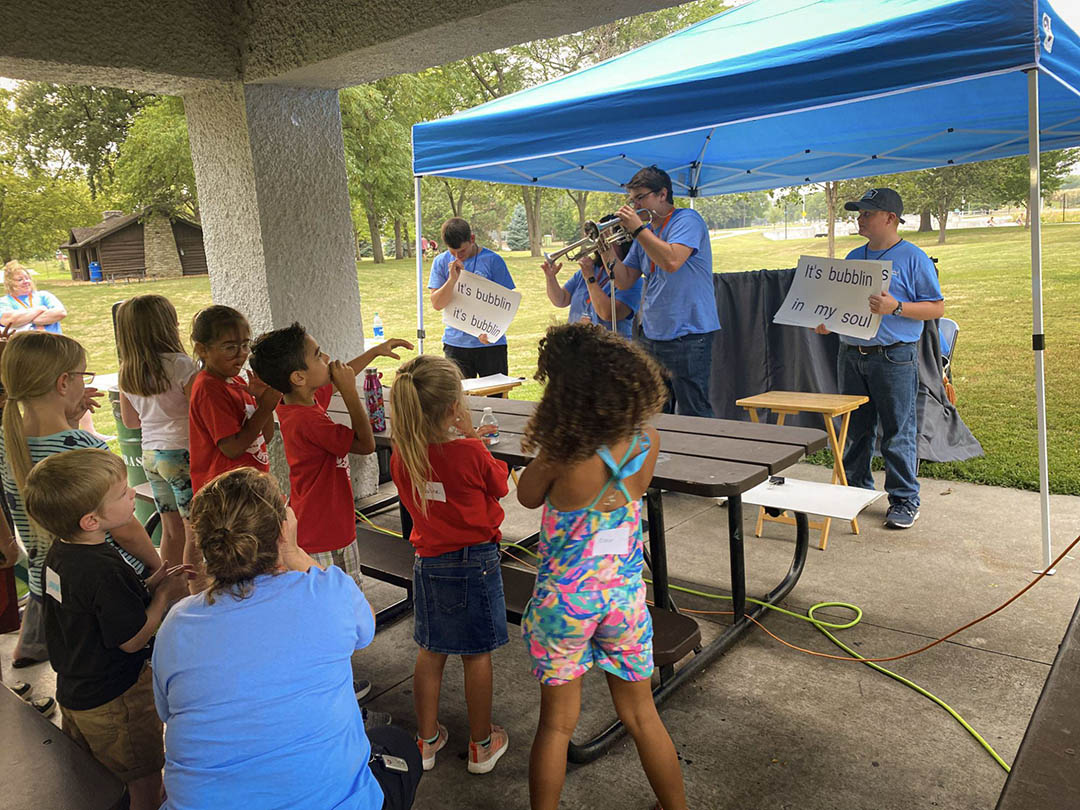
top-left (213, 340), bottom-right (252, 358)
top-left (71, 371), bottom-right (96, 385)
top-left (628, 190), bottom-right (656, 206)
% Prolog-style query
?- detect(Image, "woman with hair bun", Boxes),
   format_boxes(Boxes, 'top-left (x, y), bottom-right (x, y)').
top-left (151, 468), bottom-right (422, 810)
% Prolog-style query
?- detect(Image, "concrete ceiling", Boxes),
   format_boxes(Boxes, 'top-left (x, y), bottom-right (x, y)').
top-left (1, 0), bottom-right (682, 93)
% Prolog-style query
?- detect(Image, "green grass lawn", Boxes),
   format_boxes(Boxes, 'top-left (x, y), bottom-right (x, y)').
top-left (29, 222), bottom-right (1080, 494)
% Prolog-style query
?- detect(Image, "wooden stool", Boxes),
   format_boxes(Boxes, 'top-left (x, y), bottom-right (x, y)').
top-left (735, 391), bottom-right (869, 550)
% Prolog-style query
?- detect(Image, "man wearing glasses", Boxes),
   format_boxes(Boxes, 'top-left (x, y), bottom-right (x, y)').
top-left (598, 166), bottom-right (720, 417)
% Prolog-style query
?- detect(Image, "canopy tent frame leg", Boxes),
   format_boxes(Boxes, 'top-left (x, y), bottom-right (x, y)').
top-left (1027, 69), bottom-right (1054, 575)
top-left (414, 175), bottom-right (425, 354)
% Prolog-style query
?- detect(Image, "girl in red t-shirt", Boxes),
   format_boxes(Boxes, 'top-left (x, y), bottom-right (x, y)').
top-left (188, 306), bottom-right (280, 495)
top-left (389, 355), bottom-right (510, 775)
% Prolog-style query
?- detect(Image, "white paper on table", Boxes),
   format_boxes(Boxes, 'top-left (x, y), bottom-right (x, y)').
top-left (442, 269), bottom-right (522, 342)
top-left (461, 373), bottom-right (526, 392)
top-left (772, 255), bottom-right (892, 340)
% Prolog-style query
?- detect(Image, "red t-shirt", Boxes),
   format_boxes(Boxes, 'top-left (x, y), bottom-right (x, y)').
top-left (390, 438), bottom-right (509, 557)
top-left (188, 371), bottom-right (270, 493)
top-left (277, 384), bottom-right (357, 554)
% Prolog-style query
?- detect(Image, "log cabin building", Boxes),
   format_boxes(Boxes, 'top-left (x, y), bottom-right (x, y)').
top-left (60, 210), bottom-right (208, 281)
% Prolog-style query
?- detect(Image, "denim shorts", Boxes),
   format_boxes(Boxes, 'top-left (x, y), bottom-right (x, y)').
top-left (413, 542), bottom-right (509, 655)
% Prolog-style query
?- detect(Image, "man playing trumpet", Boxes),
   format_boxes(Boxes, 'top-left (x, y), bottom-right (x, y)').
top-left (540, 242), bottom-right (643, 338)
top-left (596, 166), bottom-right (720, 418)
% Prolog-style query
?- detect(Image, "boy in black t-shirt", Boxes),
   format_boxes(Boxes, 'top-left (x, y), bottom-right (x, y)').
top-left (25, 448), bottom-right (190, 810)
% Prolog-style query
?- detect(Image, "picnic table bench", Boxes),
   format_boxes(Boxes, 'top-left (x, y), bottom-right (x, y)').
top-left (336, 390), bottom-right (826, 763)
top-left (1, 685), bottom-right (127, 810)
top-left (996, 591), bottom-right (1080, 809)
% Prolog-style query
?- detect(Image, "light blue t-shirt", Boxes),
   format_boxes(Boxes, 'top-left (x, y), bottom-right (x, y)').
top-left (563, 269), bottom-right (644, 339)
top-left (428, 247), bottom-right (515, 348)
top-left (840, 239), bottom-right (944, 347)
top-left (0, 291), bottom-right (64, 333)
top-left (623, 208), bottom-right (720, 341)
top-left (152, 566), bottom-right (381, 810)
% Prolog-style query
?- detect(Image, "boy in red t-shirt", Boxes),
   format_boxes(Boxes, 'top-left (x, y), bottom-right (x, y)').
top-left (249, 323), bottom-right (412, 581)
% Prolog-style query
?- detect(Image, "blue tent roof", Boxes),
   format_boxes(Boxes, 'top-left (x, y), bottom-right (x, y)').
top-left (412, 0), bottom-right (1080, 196)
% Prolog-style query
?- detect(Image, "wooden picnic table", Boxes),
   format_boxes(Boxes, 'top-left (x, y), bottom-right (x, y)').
top-left (1, 686), bottom-right (127, 809)
top-left (736, 390), bottom-right (869, 549)
top-left (329, 389), bottom-right (826, 763)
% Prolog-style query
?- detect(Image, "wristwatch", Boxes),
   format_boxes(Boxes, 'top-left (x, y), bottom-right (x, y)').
top-left (892, 301), bottom-right (904, 316)
top-left (631, 223), bottom-right (648, 239)
top-left (585, 276), bottom-right (596, 285)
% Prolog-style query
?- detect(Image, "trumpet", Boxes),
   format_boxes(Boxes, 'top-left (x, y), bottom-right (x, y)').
top-left (543, 209), bottom-right (653, 265)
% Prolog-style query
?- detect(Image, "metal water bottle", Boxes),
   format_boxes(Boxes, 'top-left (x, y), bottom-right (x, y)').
top-left (363, 368), bottom-right (386, 432)
top-left (479, 406), bottom-right (500, 446)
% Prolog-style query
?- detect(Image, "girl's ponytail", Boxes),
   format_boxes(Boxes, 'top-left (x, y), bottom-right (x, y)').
top-left (390, 356), bottom-right (465, 515)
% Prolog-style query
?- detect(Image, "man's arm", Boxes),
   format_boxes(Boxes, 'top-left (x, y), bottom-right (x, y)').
top-left (868, 293), bottom-right (945, 321)
top-left (430, 259), bottom-right (462, 311)
top-left (542, 261), bottom-right (571, 308)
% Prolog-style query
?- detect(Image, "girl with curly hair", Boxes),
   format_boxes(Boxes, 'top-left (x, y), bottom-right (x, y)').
top-left (517, 323), bottom-right (686, 810)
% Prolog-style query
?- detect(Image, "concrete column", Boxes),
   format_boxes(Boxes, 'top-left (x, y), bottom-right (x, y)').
top-left (183, 82), bottom-right (377, 496)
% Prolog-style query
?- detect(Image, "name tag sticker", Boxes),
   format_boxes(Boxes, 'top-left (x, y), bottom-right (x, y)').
top-left (425, 481), bottom-right (447, 502)
top-left (45, 566), bottom-right (62, 603)
top-left (591, 526), bottom-right (631, 557)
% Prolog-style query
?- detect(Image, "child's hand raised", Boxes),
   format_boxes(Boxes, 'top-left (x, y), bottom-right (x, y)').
top-left (374, 338), bottom-right (414, 360)
top-left (451, 403), bottom-right (478, 439)
top-left (247, 370), bottom-right (282, 405)
top-left (329, 360), bottom-right (356, 392)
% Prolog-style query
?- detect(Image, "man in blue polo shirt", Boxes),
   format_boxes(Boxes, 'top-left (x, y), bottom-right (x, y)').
top-left (598, 166), bottom-right (720, 417)
top-left (815, 188), bottom-right (945, 529)
top-left (428, 217), bottom-right (516, 379)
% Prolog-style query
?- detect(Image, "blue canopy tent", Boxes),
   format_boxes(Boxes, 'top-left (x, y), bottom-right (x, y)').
top-left (411, 0), bottom-right (1080, 569)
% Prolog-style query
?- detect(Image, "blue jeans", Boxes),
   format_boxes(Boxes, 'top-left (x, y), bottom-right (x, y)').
top-left (413, 542), bottom-right (509, 656)
top-left (837, 342), bottom-right (920, 507)
top-left (639, 331), bottom-right (716, 418)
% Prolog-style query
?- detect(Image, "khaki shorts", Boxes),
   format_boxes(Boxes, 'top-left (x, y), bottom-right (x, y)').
top-left (60, 662), bottom-right (164, 782)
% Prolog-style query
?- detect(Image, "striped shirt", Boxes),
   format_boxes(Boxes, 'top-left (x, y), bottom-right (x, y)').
top-left (0, 429), bottom-right (144, 597)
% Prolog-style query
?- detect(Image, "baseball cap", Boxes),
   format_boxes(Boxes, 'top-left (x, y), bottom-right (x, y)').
top-left (844, 188), bottom-right (905, 224)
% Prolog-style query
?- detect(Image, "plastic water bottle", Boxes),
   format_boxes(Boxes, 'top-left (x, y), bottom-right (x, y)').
top-left (363, 368), bottom-right (386, 433)
top-left (372, 312), bottom-right (384, 339)
top-left (479, 407), bottom-right (499, 446)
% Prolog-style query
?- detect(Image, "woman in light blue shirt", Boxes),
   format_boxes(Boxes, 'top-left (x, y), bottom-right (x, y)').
top-left (541, 250), bottom-right (642, 339)
top-left (0, 261), bottom-right (67, 334)
top-left (153, 468), bottom-right (422, 810)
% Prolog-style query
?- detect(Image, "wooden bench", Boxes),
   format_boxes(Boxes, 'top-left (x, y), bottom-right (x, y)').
top-left (1, 686), bottom-right (127, 809)
top-left (996, 593), bottom-right (1080, 809)
top-left (354, 527), bottom-right (702, 668)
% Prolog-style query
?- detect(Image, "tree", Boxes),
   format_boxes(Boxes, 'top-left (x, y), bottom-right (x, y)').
top-left (985, 149), bottom-right (1080, 225)
top-left (505, 204), bottom-right (530, 250)
top-left (11, 83), bottom-right (154, 198)
top-left (110, 97), bottom-right (197, 218)
top-left (0, 89), bottom-right (99, 262)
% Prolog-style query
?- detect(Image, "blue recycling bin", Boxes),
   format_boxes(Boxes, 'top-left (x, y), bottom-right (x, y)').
top-left (89, 261), bottom-right (102, 282)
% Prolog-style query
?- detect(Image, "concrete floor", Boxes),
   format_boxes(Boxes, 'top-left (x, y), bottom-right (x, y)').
top-left (4, 463), bottom-right (1080, 810)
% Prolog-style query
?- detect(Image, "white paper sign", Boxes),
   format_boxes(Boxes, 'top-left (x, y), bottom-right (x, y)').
top-left (773, 255), bottom-right (892, 340)
top-left (425, 481), bottom-right (447, 503)
top-left (590, 525), bottom-right (631, 557)
top-left (442, 270), bottom-right (522, 342)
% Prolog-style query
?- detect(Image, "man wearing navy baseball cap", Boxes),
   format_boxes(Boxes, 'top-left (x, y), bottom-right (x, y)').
top-left (813, 187), bottom-right (945, 529)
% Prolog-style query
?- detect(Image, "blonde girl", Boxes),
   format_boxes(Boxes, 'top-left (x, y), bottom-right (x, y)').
top-left (117, 295), bottom-right (200, 575)
top-left (1, 332), bottom-right (160, 667)
top-left (389, 355), bottom-right (510, 774)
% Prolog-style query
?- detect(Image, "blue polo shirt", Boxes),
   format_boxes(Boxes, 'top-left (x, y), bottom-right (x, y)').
top-left (0, 291), bottom-right (64, 333)
top-left (840, 239), bottom-right (943, 347)
top-left (563, 270), bottom-right (643, 339)
top-left (428, 247), bottom-right (515, 348)
top-left (623, 208), bottom-right (720, 341)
